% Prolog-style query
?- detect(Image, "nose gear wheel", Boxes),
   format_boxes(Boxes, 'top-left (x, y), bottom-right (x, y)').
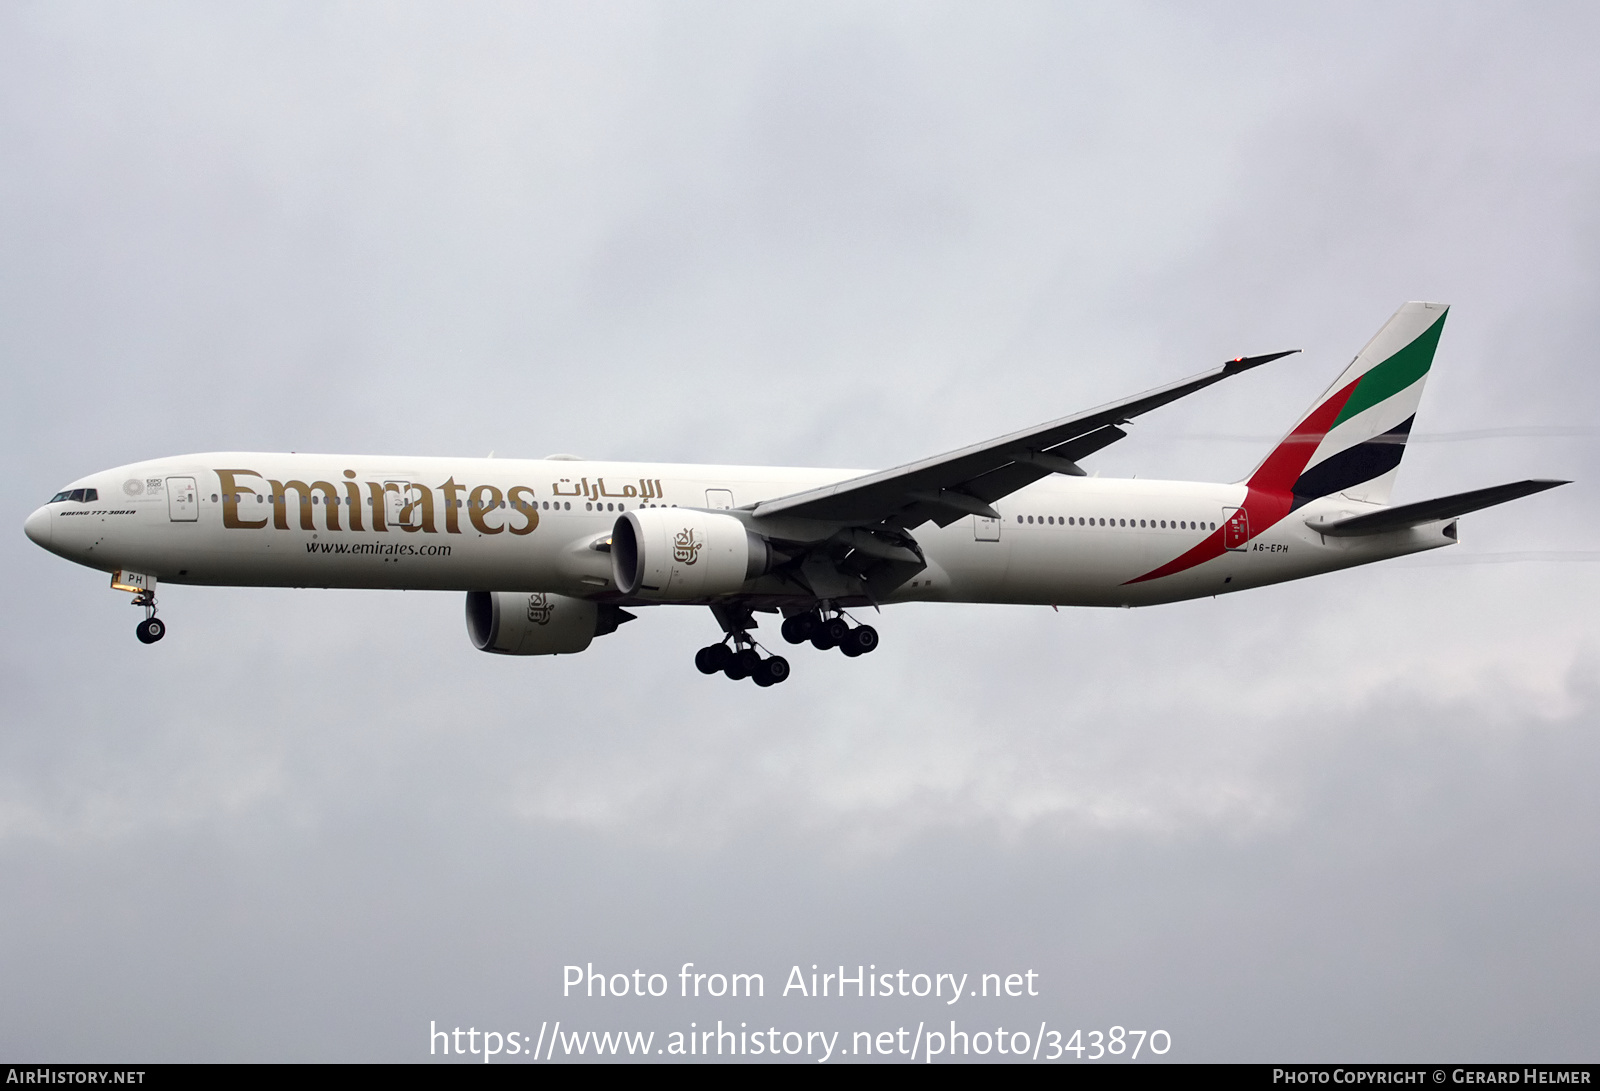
top-left (131, 591), bottom-right (165, 644)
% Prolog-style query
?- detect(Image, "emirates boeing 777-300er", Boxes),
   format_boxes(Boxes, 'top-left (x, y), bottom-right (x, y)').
top-left (24, 302), bottom-right (1567, 686)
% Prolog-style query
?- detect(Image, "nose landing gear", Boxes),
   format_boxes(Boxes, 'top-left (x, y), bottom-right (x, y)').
top-left (132, 591), bottom-right (165, 644)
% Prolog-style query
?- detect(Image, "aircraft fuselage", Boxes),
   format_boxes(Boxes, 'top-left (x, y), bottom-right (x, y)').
top-left (25, 452), bottom-right (1453, 610)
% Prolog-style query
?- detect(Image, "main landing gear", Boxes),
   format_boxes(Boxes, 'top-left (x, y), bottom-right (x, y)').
top-left (695, 638), bottom-right (791, 687)
top-left (780, 609), bottom-right (878, 657)
top-left (132, 591), bottom-right (165, 644)
top-left (697, 603), bottom-right (790, 686)
top-left (694, 604), bottom-right (877, 685)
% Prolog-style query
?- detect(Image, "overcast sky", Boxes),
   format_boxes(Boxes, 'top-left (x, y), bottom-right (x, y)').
top-left (2, 2), bottom-right (1597, 1063)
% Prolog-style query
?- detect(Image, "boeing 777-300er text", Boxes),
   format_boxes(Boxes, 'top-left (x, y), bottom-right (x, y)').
top-left (24, 302), bottom-right (1568, 686)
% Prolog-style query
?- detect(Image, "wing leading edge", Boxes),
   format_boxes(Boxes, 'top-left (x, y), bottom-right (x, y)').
top-left (752, 350), bottom-right (1299, 529)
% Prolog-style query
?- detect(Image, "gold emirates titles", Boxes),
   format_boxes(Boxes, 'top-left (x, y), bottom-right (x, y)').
top-left (212, 468), bottom-right (668, 537)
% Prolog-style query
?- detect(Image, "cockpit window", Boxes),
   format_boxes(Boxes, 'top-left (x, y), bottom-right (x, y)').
top-left (49, 488), bottom-right (97, 503)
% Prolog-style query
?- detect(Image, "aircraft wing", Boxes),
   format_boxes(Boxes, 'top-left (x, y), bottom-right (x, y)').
top-left (752, 350), bottom-right (1299, 528)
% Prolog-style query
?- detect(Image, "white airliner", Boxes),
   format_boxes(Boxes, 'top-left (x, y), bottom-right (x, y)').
top-left (24, 302), bottom-right (1566, 686)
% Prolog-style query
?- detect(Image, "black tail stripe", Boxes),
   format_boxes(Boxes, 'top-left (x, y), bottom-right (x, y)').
top-left (1291, 416), bottom-right (1414, 503)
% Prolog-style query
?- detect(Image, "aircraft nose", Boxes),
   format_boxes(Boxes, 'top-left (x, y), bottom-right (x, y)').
top-left (23, 505), bottom-right (51, 547)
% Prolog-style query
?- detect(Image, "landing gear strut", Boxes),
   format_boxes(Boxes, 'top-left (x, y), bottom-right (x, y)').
top-left (695, 603), bottom-right (879, 684)
top-left (132, 591), bottom-right (165, 644)
top-left (781, 606), bottom-right (877, 658)
top-left (694, 634), bottom-right (790, 686)
top-left (697, 604), bottom-right (790, 686)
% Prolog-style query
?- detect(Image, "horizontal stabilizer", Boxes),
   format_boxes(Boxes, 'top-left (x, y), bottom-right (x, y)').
top-left (1307, 479), bottom-right (1569, 537)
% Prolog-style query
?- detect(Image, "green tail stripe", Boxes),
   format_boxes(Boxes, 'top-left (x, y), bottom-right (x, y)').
top-left (1332, 311), bottom-right (1448, 428)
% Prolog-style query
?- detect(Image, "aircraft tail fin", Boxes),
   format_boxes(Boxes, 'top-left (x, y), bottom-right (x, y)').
top-left (1246, 302), bottom-right (1449, 508)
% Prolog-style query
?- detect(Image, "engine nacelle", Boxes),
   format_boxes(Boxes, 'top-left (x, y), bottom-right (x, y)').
top-left (464, 591), bottom-right (630, 655)
top-left (611, 508), bottom-right (770, 601)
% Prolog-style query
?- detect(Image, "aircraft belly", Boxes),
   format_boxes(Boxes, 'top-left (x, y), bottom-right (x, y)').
top-left (1009, 526), bottom-right (1154, 605)
top-left (107, 509), bottom-right (620, 594)
top-left (919, 523), bottom-right (1011, 600)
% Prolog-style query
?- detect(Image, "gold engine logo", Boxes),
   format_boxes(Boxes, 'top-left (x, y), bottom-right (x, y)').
top-left (673, 528), bottom-right (702, 565)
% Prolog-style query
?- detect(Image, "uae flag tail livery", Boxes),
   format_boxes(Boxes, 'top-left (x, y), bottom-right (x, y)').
top-left (23, 302), bottom-right (1569, 686)
top-left (1249, 300), bottom-right (1446, 510)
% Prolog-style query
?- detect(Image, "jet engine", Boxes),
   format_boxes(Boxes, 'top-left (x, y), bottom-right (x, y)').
top-left (611, 508), bottom-right (771, 601)
top-left (464, 591), bottom-right (632, 655)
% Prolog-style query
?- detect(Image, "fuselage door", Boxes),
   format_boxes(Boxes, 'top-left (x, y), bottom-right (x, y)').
top-left (386, 480), bottom-right (420, 528)
top-left (166, 477), bottom-right (198, 521)
top-left (705, 489), bottom-right (734, 510)
top-left (1222, 506), bottom-right (1250, 551)
top-left (974, 515), bottom-right (1001, 541)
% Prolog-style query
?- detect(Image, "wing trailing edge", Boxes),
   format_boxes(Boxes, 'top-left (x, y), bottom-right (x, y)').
top-left (753, 349), bottom-right (1299, 528)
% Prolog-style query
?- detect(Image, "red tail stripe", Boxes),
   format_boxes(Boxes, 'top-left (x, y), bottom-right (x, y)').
top-left (1126, 378), bottom-right (1359, 586)
top-left (1246, 377), bottom-right (1358, 493)
top-left (1125, 529), bottom-right (1227, 584)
